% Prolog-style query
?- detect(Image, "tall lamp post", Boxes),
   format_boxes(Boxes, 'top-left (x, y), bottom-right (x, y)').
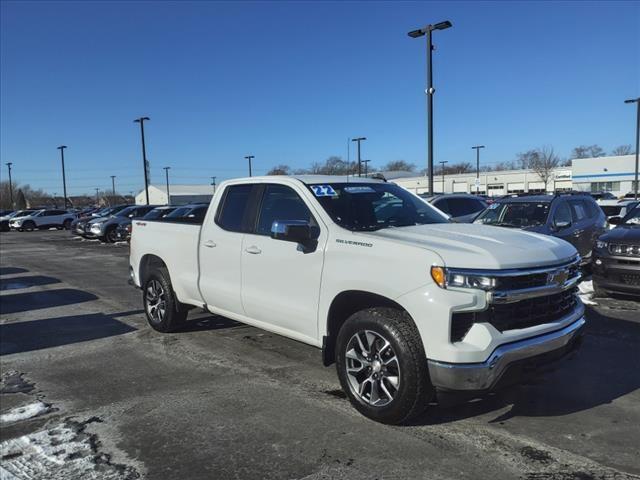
top-left (471, 145), bottom-right (485, 194)
top-left (95, 187), bottom-right (100, 205)
top-left (439, 160), bottom-right (448, 193)
top-left (244, 156), bottom-right (254, 177)
top-left (134, 116), bottom-right (151, 205)
top-left (57, 145), bottom-right (68, 209)
top-left (5, 162), bottom-right (13, 208)
top-left (211, 176), bottom-right (217, 195)
top-left (163, 167), bottom-right (171, 205)
top-left (351, 137), bottom-right (366, 176)
top-left (625, 98), bottom-right (640, 200)
top-left (408, 20), bottom-right (452, 195)
top-left (110, 175), bottom-right (116, 204)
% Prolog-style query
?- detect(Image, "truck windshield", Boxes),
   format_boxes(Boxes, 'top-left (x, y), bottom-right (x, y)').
top-left (474, 201), bottom-right (550, 228)
top-left (307, 183), bottom-right (447, 231)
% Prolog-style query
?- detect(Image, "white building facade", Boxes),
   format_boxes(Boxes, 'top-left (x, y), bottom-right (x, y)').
top-left (393, 154), bottom-right (635, 197)
top-left (135, 184), bottom-right (214, 206)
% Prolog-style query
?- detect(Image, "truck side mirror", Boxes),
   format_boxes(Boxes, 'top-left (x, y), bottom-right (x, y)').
top-left (271, 220), bottom-right (319, 245)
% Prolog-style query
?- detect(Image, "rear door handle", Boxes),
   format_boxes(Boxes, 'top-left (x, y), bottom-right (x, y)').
top-left (245, 245), bottom-right (262, 254)
top-left (203, 240), bottom-right (217, 248)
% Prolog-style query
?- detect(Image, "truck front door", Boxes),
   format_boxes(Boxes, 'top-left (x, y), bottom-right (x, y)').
top-left (240, 183), bottom-right (326, 343)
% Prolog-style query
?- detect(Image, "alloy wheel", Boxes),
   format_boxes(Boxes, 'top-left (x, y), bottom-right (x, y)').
top-left (145, 280), bottom-right (167, 324)
top-left (345, 330), bottom-right (400, 407)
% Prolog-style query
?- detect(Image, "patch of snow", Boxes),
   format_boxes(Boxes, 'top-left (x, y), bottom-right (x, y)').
top-left (0, 402), bottom-right (50, 424)
top-left (0, 421), bottom-right (139, 479)
top-left (578, 280), bottom-right (597, 305)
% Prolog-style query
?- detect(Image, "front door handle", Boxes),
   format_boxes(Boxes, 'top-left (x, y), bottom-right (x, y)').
top-left (245, 245), bottom-right (262, 254)
top-left (203, 240), bottom-right (217, 248)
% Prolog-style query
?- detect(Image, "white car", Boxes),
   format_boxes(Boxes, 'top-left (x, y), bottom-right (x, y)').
top-left (598, 199), bottom-right (639, 228)
top-left (9, 209), bottom-right (76, 231)
top-left (129, 175), bottom-right (584, 424)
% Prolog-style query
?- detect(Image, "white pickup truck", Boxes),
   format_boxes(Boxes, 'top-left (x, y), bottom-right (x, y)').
top-left (130, 175), bottom-right (585, 424)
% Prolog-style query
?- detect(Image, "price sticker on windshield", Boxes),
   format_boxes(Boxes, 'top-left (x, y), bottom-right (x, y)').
top-left (311, 185), bottom-right (337, 197)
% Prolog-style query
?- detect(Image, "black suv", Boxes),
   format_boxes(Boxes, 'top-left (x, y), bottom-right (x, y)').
top-left (474, 192), bottom-right (606, 263)
top-left (592, 205), bottom-right (640, 297)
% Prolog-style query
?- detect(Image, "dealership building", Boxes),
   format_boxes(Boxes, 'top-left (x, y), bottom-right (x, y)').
top-left (135, 184), bottom-right (214, 205)
top-left (393, 154), bottom-right (637, 197)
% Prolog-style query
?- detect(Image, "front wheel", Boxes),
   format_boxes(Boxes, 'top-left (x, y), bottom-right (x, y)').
top-left (335, 307), bottom-right (434, 424)
top-left (143, 268), bottom-right (188, 333)
top-left (104, 226), bottom-right (118, 243)
top-left (22, 221), bottom-right (36, 232)
top-left (63, 219), bottom-right (72, 230)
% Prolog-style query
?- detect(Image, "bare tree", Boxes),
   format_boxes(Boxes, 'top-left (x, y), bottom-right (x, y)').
top-left (267, 164), bottom-right (292, 175)
top-left (611, 145), bottom-right (633, 156)
top-left (515, 150), bottom-right (540, 169)
top-left (529, 147), bottom-right (560, 191)
top-left (571, 144), bottom-right (605, 159)
top-left (382, 160), bottom-right (415, 172)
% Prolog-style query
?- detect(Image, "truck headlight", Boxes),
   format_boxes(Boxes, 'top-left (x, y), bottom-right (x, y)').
top-left (431, 266), bottom-right (496, 290)
top-left (596, 240), bottom-right (608, 249)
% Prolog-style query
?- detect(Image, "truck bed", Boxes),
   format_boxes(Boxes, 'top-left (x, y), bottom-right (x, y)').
top-left (130, 219), bottom-right (204, 306)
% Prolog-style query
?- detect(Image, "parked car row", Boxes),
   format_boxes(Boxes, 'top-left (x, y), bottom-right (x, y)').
top-left (71, 203), bottom-right (210, 242)
top-left (0, 209), bottom-right (76, 231)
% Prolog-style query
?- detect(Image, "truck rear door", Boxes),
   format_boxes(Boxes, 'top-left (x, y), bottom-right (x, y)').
top-left (198, 184), bottom-right (253, 315)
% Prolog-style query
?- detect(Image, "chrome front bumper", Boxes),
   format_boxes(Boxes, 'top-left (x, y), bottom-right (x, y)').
top-left (427, 316), bottom-right (586, 391)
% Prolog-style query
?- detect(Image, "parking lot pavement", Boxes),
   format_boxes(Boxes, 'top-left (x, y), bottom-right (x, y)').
top-left (1, 230), bottom-right (639, 480)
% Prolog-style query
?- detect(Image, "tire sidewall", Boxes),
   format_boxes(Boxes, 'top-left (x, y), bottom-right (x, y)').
top-left (105, 226), bottom-right (118, 243)
top-left (142, 269), bottom-right (185, 333)
top-left (335, 309), bottom-right (429, 424)
top-left (23, 221), bottom-right (35, 232)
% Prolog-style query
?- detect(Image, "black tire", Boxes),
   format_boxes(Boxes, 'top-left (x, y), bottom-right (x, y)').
top-left (63, 219), bottom-right (72, 230)
top-left (335, 307), bottom-right (434, 424)
top-left (593, 280), bottom-right (609, 298)
top-left (22, 220), bottom-right (36, 232)
top-left (104, 226), bottom-right (118, 243)
top-left (143, 268), bottom-right (188, 333)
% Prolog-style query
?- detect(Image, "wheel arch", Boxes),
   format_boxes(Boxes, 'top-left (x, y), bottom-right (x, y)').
top-left (139, 254), bottom-right (168, 286)
top-left (322, 290), bottom-right (413, 367)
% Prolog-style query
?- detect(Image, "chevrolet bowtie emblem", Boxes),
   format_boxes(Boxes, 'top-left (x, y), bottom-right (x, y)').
top-left (548, 269), bottom-right (569, 285)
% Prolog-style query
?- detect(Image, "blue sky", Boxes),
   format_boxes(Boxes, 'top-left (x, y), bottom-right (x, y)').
top-left (1, 1), bottom-right (638, 195)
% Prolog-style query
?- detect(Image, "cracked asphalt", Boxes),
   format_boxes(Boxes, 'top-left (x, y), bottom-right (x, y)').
top-left (1, 230), bottom-right (639, 479)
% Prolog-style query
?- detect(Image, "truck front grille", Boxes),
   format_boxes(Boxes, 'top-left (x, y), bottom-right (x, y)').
top-left (450, 288), bottom-right (578, 342)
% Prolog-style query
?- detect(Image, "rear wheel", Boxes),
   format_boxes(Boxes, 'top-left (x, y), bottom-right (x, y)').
top-left (335, 307), bottom-right (434, 424)
top-left (143, 268), bottom-right (188, 333)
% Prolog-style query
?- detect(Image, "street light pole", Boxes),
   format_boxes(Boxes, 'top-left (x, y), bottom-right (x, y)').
top-left (110, 175), bottom-right (116, 205)
top-left (439, 160), bottom-right (448, 193)
top-left (625, 98), bottom-right (640, 200)
top-left (244, 156), bottom-right (254, 177)
top-left (57, 145), bottom-right (68, 209)
top-left (351, 137), bottom-right (366, 177)
top-left (134, 116), bottom-right (151, 205)
top-left (95, 187), bottom-right (100, 205)
top-left (5, 162), bottom-right (13, 208)
top-left (211, 176), bottom-right (217, 195)
top-left (163, 167), bottom-right (171, 205)
top-left (471, 145), bottom-right (485, 194)
top-left (361, 159), bottom-right (371, 177)
top-left (408, 20), bottom-right (452, 195)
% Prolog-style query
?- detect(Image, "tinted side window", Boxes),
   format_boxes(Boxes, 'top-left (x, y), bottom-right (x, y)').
top-left (569, 200), bottom-right (587, 221)
top-left (432, 198), bottom-right (450, 214)
top-left (447, 198), bottom-right (485, 217)
top-left (256, 184), bottom-right (314, 235)
top-left (216, 185), bottom-right (252, 232)
top-left (554, 202), bottom-right (572, 224)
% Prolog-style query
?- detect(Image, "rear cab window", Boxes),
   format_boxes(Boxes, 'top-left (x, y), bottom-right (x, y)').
top-left (215, 184), bottom-right (253, 232)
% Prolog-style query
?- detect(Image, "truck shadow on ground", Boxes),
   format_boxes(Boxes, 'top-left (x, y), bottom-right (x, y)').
top-left (0, 275), bottom-right (62, 291)
top-left (0, 311), bottom-right (139, 355)
top-left (0, 267), bottom-right (28, 275)
top-left (413, 309), bottom-right (640, 425)
top-left (0, 288), bottom-right (98, 314)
